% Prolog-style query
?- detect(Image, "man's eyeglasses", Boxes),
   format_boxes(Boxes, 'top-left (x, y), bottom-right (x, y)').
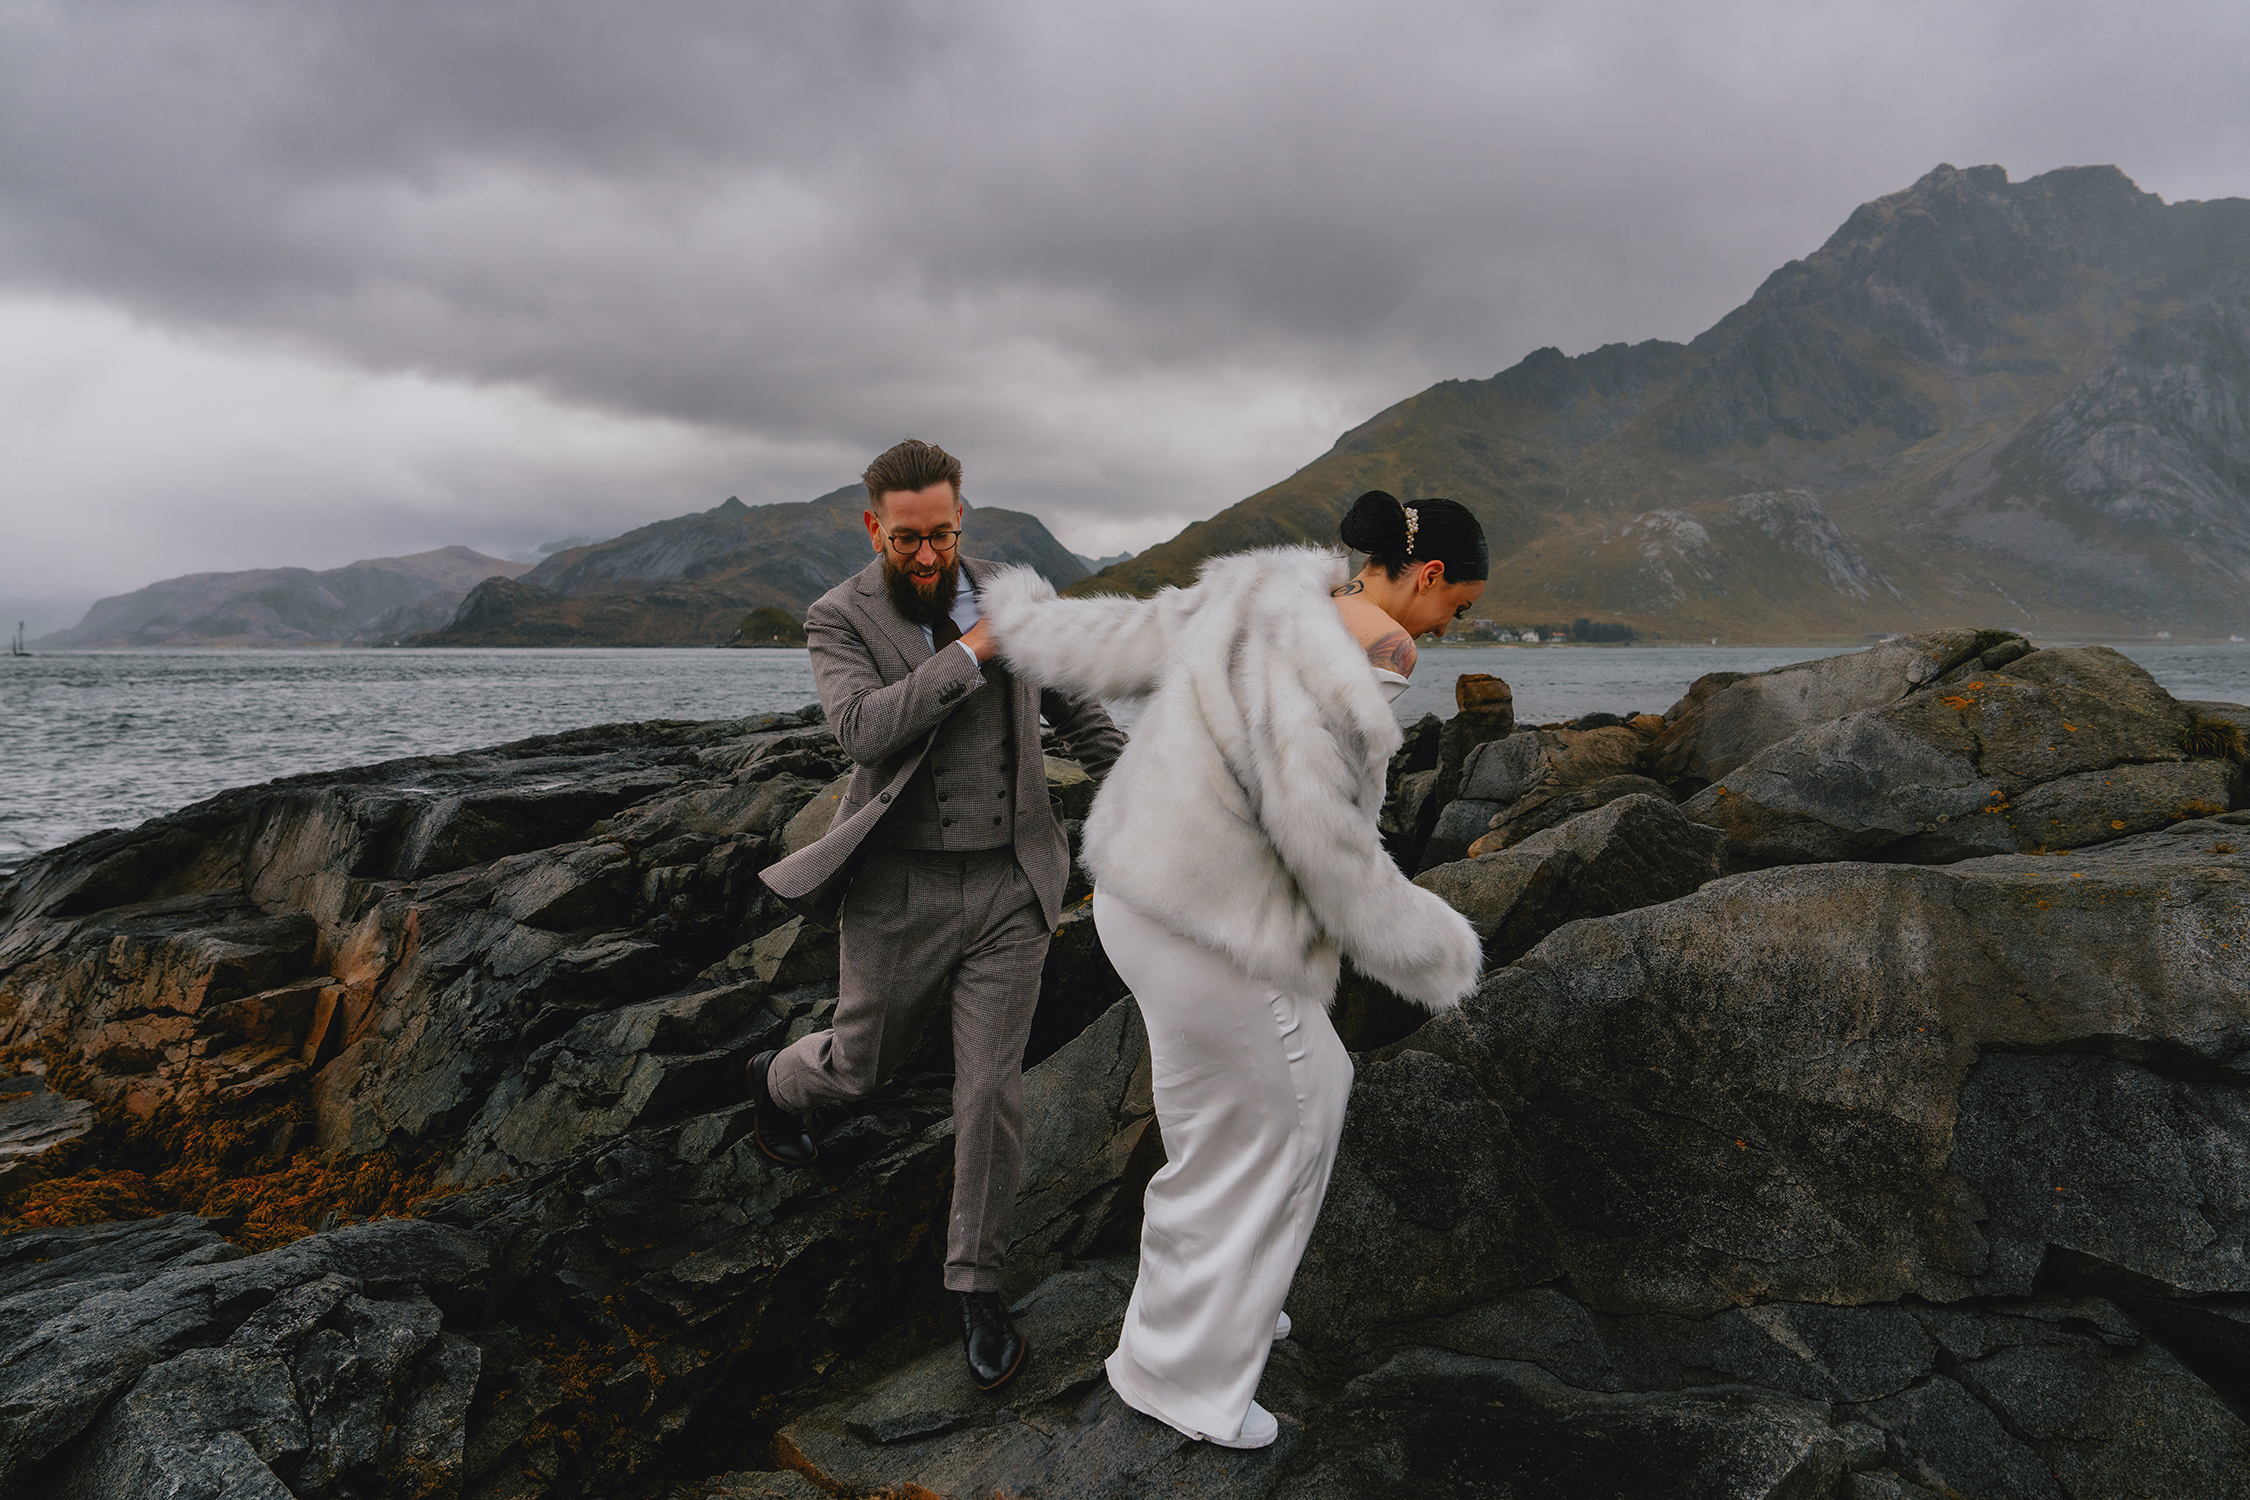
top-left (886, 528), bottom-right (962, 556)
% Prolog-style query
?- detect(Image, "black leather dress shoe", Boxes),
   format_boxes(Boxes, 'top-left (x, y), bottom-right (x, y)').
top-left (955, 1290), bottom-right (1027, 1392)
top-left (747, 1050), bottom-right (816, 1165)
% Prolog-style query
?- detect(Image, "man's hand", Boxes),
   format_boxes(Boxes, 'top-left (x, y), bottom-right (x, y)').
top-left (959, 619), bottom-right (999, 663)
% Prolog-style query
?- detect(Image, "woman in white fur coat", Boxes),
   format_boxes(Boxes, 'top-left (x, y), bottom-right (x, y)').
top-left (978, 491), bottom-right (1489, 1449)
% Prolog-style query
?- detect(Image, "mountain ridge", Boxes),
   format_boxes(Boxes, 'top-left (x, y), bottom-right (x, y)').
top-left (408, 485), bottom-right (1091, 647)
top-left (1080, 163), bottom-right (2250, 642)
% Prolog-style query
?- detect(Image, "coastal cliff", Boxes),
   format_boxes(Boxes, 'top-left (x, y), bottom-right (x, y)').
top-left (1, 634), bottom-right (2245, 1497)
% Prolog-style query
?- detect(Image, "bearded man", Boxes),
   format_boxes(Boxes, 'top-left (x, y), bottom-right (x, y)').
top-left (755, 438), bottom-right (1123, 1393)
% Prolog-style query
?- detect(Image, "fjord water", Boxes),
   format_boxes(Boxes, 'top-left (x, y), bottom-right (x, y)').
top-left (5, 644), bottom-right (2247, 875)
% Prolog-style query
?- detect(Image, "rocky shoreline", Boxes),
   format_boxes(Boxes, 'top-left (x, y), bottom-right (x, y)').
top-left (2, 629), bottom-right (2246, 1498)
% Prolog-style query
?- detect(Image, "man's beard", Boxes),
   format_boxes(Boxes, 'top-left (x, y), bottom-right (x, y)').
top-left (884, 553), bottom-right (961, 626)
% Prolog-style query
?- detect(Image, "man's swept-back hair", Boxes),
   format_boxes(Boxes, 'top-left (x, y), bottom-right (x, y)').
top-left (863, 439), bottom-right (963, 507)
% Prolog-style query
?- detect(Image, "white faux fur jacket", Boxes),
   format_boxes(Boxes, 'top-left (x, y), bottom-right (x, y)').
top-left (980, 546), bottom-right (1482, 1011)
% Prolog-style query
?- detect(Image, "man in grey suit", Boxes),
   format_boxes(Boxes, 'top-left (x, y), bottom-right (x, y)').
top-left (755, 438), bottom-right (1123, 1393)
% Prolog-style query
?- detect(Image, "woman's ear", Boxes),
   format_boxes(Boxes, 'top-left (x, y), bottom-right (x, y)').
top-left (1418, 559), bottom-right (1446, 591)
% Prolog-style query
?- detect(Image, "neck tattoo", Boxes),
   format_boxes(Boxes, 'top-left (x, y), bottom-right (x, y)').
top-left (1330, 579), bottom-right (1366, 597)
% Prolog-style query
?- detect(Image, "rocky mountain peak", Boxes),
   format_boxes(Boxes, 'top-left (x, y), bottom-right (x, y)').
top-left (1089, 161), bottom-right (2250, 640)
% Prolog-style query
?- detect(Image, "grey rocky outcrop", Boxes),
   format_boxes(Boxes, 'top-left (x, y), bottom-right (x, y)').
top-left (1392, 815), bottom-right (2250, 1320)
top-left (5, 634), bottom-right (2248, 1497)
top-left (1681, 645), bottom-right (2243, 869)
top-left (1420, 720), bottom-right (1671, 870)
top-left (1652, 628), bottom-right (2031, 786)
top-left (1414, 793), bottom-right (1723, 966)
top-left (0, 1076), bottom-right (94, 1190)
top-left (0, 705), bottom-right (1145, 1495)
top-left (0, 1216), bottom-right (486, 1496)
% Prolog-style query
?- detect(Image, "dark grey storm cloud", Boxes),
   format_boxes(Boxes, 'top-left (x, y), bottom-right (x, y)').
top-left (3, 0), bottom-right (2247, 593)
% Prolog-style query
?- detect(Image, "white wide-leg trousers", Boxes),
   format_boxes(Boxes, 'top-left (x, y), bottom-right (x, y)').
top-left (1092, 889), bottom-right (1354, 1443)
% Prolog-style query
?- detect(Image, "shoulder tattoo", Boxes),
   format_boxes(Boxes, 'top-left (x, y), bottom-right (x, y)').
top-left (1365, 629), bottom-right (1417, 676)
top-left (1330, 579), bottom-right (1365, 597)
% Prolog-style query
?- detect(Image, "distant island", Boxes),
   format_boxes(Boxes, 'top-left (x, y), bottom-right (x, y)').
top-left (35, 546), bottom-right (533, 649)
top-left (1078, 163), bottom-right (2250, 645)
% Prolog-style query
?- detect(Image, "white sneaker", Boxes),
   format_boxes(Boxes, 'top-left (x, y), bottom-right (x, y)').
top-left (1201, 1401), bottom-right (1279, 1450)
top-left (1273, 1311), bottom-right (1292, 1342)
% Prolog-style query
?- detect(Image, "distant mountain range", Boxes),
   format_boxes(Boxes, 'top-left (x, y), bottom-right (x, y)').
top-left (408, 486), bottom-right (1090, 647)
top-left (44, 163), bottom-right (2249, 651)
top-left (36, 488), bottom-right (1091, 650)
top-left (38, 547), bottom-right (533, 649)
top-left (1082, 163), bottom-right (2250, 642)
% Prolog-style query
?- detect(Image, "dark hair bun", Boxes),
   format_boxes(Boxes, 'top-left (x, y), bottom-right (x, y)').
top-left (1338, 490), bottom-right (1490, 582)
top-left (1339, 490), bottom-right (1409, 557)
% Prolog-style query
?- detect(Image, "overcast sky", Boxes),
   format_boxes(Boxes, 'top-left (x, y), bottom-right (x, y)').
top-left (3, 0), bottom-right (2246, 612)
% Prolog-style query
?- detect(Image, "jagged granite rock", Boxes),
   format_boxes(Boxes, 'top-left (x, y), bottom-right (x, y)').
top-left (1377, 715), bottom-right (1445, 870)
top-left (1394, 815), bottom-right (2250, 1319)
top-left (0, 1077), bottom-right (94, 1192)
top-left (1468, 772), bottom-right (1677, 856)
top-left (1682, 645), bottom-right (2242, 869)
top-left (0, 704), bottom-right (1140, 1496)
top-left (1414, 794), bottom-right (1724, 966)
top-left (1860, 1300), bottom-right (2250, 1498)
top-left (1430, 677), bottom-right (1516, 808)
top-left (1457, 730), bottom-right (1550, 806)
top-left (1284, 1350), bottom-right (1856, 1500)
top-left (1003, 999), bottom-right (1158, 1295)
top-left (1415, 731), bottom-right (1544, 870)
top-left (1425, 723), bottom-right (1667, 867)
top-left (0, 714), bottom-right (837, 1159)
top-left (0, 1217), bottom-right (485, 1494)
top-left (1653, 629), bottom-right (2027, 786)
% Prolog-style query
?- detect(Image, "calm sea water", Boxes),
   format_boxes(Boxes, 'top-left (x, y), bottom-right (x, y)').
top-left (4, 643), bottom-right (2246, 875)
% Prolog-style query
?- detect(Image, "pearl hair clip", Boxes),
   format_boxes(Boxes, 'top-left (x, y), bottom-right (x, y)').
top-left (1401, 500), bottom-right (1420, 559)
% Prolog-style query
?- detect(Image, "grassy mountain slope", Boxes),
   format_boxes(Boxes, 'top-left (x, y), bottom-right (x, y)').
top-left (1083, 164), bottom-right (2250, 642)
top-left (415, 486), bottom-right (1090, 647)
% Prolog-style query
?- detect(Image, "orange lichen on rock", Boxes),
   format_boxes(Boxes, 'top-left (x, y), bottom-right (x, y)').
top-left (5, 1140), bottom-right (468, 1250)
top-left (190, 1144), bottom-right (468, 1252)
top-left (517, 1332), bottom-right (631, 1469)
top-left (1, 1045), bottom-right (477, 1248)
top-left (6, 1167), bottom-right (162, 1230)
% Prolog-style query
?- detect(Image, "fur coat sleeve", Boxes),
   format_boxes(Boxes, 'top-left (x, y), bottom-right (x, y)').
top-left (979, 549), bottom-right (1482, 1012)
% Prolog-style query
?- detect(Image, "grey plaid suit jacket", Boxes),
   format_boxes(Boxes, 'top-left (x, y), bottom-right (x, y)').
top-left (759, 554), bottom-right (1123, 927)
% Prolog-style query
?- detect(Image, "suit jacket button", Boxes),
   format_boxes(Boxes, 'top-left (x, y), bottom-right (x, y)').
top-left (939, 793), bottom-right (949, 802)
top-left (992, 815), bottom-right (1002, 825)
top-left (942, 818), bottom-right (953, 828)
